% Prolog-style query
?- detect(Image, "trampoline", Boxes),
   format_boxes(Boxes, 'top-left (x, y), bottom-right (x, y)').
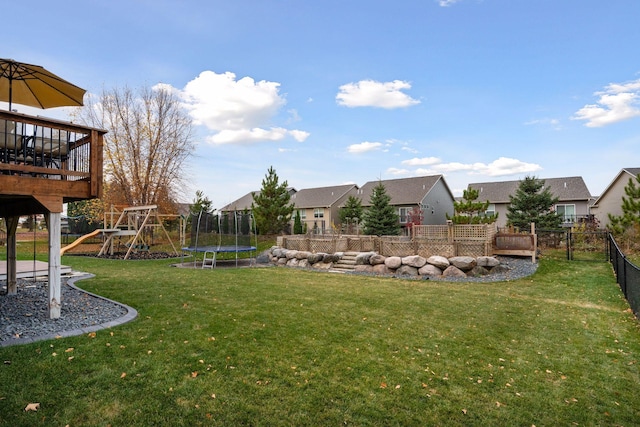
top-left (182, 210), bottom-right (258, 268)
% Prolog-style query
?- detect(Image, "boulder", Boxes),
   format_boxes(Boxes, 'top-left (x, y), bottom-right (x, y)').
top-left (477, 256), bottom-right (500, 268)
top-left (298, 259), bottom-right (310, 268)
top-left (354, 264), bottom-right (374, 273)
top-left (272, 248), bottom-right (287, 258)
top-left (307, 253), bottom-right (325, 264)
top-left (296, 251), bottom-right (312, 260)
top-left (312, 261), bottom-right (333, 270)
top-left (285, 250), bottom-right (299, 260)
top-left (467, 265), bottom-right (489, 277)
top-left (355, 252), bottom-right (376, 265)
top-left (277, 257), bottom-right (288, 266)
top-left (256, 251), bottom-right (272, 264)
top-left (395, 265), bottom-right (419, 276)
top-left (372, 264), bottom-right (392, 275)
top-left (287, 258), bottom-right (299, 267)
top-left (448, 256), bottom-right (477, 271)
top-left (442, 265), bottom-right (467, 278)
top-left (402, 255), bottom-right (427, 268)
top-left (419, 264), bottom-right (442, 277)
top-left (384, 256), bottom-right (402, 269)
top-left (369, 254), bottom-right (386, 265)
top-left (323, 253), bottom-right (340, 263)
top-left (427, 255), bottom-right (450, 269)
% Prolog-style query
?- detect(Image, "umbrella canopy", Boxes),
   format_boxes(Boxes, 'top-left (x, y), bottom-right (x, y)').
top-left (0, 58), bottom-right (86, 110)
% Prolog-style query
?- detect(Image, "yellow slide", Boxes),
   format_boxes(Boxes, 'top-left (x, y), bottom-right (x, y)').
top-left (60, 229), bottom-right (102, 255)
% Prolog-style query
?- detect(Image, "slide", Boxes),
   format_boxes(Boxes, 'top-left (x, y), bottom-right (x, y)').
top-left (60, 229), bottom-right (102, 255)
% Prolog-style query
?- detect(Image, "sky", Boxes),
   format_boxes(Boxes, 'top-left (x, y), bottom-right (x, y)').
top-left (3, 0), bottom-right (640, 210)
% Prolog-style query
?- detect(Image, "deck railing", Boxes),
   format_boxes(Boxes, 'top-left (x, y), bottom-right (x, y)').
top-left (0, 110), bottom-right (105, 200)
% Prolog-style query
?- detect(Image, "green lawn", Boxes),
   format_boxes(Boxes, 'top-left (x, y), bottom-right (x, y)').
top-left (1, 253), bottom-right (639, 426)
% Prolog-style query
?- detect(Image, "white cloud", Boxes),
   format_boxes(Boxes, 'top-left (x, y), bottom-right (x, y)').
top-left (438, 0), bottom-right (462, 6)
top-left (524, 117), bottom-right (561, 130)
top-left (336, 79), bottom-right (420, 109)
top-left (401, 156), bottom-right (442, 166)
top-left (386, 167), bottom-right (411, 176)
top-left (176, 70), bottom-right (309, 144)
top-left (347, 141), bottom-right (383, 154)
top-left (431, 157), bottom-right (541, 176)
top-left (572, 79), bottom-right (640, 127)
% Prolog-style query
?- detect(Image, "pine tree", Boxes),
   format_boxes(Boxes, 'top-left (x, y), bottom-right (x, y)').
top-left (506, 176), bottom-right (562, 229)
top-left (339, 195), bottom-right (364, 233)
top-left (251, 166), bottom-right (295, 235)
top-left (608, 173), bottom-right (640, 235)
top-left (447, 188), bottom-right (498, 224)
top-left (362, 181), bottom-right (400, 236)
top-left (293, 210), bottom-right (303, 234)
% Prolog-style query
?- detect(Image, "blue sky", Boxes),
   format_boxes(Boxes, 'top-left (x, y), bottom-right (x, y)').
top-left (4, 0), bottom-right (640, 209)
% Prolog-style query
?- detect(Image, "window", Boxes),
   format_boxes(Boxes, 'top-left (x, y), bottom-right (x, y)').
top-left (314, 208), bottom-right (324, 219)
top-left (485, 204), bottom-right (496, 216)
top-left (297, 209), bottom-right (306, 220)
top-left (556, 204), bottom-right (575, 222)
top-left (398, 207), bottom-right (409, 223)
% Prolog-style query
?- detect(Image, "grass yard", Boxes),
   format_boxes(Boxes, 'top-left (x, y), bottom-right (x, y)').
top-left (1, 252), bottom-right (640, 426)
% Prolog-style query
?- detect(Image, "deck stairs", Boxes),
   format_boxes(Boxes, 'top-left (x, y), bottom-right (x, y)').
top-left (331, 251), bottom-right (360, 271)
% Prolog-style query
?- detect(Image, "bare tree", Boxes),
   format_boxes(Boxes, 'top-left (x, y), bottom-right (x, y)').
top-left (78, 85), bottom-right (194, 211)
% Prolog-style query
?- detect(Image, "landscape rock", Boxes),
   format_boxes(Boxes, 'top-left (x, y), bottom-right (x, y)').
top-left (285, 250), bottom-right (299, 260)
top-left (355, 252), bottom-right (376, 265)
top-left (372, 264), bottom-right (392, 275)
top-left (396, 265), bottom-right (419, 276)
top-left (384, 256), bottom-right (402, 269)
top-left (287, 258), bottom-right (300, 267)
top-left (298, 259), bottom-right (310, 268)
top-left (307, 253), bottom-right (325, 264)
top-left (296, 251), bottom-right (312, 260)
top-left (449, 256), bottom-right (477, 271)
top-left (354, 264), bottom-right (374, 273)
top-left (312, 261), bottom-right (333, 270)
top-left (427, 255), bottom-right (450, 269)
top-left (442, 265), bottom-right (467, 278)
top-left (402, 255), bottom-right (427, 268)
top-left (489, 264), bottom-right (510, 274)
top-left (323, 253), bottom-right (340, 263)
top-left (277, 257), bottom-right (288, 266)
top-left (419, 264), bottom-right (442, 277)
top-left (477, 256), bottom-right (500, 268)
top-left (369, 254), bottom-right (386, 265)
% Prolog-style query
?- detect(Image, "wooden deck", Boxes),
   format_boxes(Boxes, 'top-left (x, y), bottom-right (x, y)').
top-left (0, 260), bottom-right (72, 281)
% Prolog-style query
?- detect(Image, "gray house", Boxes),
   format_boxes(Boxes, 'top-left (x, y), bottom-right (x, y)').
top-left (219, 187), bottom-right (298, 214)
top-left (590, 167), bottom-right (640, 229)
top-left (290, 184), bottom-right (359, 234)
top-left (355, 175), bottom-right (455, 233)
top-left (468, 176), bottom-right (593, 229)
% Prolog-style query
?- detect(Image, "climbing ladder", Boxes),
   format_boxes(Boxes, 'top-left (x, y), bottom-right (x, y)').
top-left (97, 205), bottom-right (178, 259)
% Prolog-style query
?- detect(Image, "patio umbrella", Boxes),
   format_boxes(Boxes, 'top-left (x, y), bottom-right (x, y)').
top-left (0, 58), bottom-right (86, 110)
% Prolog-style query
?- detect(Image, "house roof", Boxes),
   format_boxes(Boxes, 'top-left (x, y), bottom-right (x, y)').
top-left (219, 188), bottom-right (297, 212)
top-left (356, 175), bottom-right (452, 207)
top-left (469, 176), bottom-right (592, 203)
top-left (290, 184), bottom-right (357, 208)
top-left (592, 167), bottom-right (640, 206)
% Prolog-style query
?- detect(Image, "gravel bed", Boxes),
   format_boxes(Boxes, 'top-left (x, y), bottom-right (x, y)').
top-left (0, 274), bottom-right (134, 347)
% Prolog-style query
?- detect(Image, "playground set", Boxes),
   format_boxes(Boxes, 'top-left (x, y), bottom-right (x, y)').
top-left (60, 205), bottom-right (181, 259)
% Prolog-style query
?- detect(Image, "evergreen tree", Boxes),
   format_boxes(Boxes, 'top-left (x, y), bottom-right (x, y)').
top-left (506, 176), bottom-right (562, 229)
top-left (251, 166), bottom-right (295, 234)
top-left (190, 190), bottom-right (213, 215)
top-left (447, 188), bottom-right (498, 224)
top-left (608, 173), bottom-right (640, 235)
top-left (362, 181), bottom-right (400, 236)
top-left (339, 195), bottom-right (364, 233)
top-left (293, 210), bottom-right (304, 234)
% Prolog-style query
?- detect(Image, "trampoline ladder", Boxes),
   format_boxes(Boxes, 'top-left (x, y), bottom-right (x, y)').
top-left (202, 250), bottom-right (216, 269)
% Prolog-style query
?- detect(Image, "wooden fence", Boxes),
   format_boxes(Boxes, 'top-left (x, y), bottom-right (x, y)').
top-left (279, 223), bottom-right (500, 258)
top-left (491, 223), bottom-right (537, 262)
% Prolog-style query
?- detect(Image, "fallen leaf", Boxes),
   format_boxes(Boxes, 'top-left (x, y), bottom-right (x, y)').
top-left (120, 372), bottom-right (127, 379)
top-left (25, 403), bottom-right (40, 412)
top-left (191, 371), bottom-right (198, 378)
top-left (68, 356), bottom-right (74, 361)
top-left (462, 409), bottom-right (467, 415)
top-left (395, 384), bottom-right (401, 389)
top-left (65, 348), bottom-right (74, 353)
top-left (380, 382), bottom-right (387, 389)
top-left (87, 332), bottom-right (96, 338)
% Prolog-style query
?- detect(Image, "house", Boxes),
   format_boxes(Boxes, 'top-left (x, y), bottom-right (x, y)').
top-left (219, 188), bottom-right (298, 214)
top-left (289, 184), bottom-right (359, 234)
top-left (355, 175), bottom-right (455, 232)
top-left (590, 167), bottom-right (640, 229)
top-left (468, 176), bottom-right (593, 229)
